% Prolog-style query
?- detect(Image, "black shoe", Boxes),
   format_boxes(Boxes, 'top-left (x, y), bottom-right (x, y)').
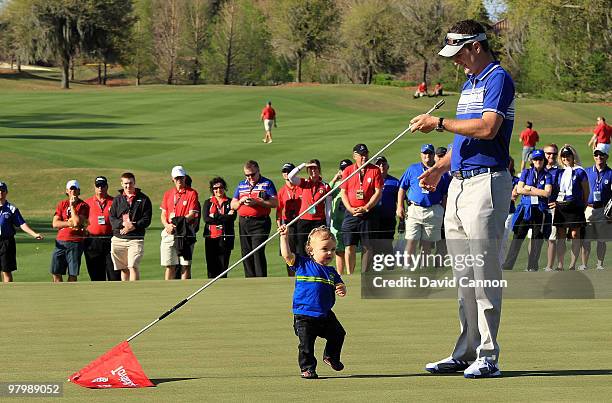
top-left (301, 370), bottom-right (318, 379)
top-left (323, 356), bottom-right (344, 371)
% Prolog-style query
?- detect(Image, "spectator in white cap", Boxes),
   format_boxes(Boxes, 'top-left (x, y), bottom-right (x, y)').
top-left (160, 166), bottom-right (200, 280)
top-left (0, 181), bottom-right (44, 282)
top-left (581, 143), bottom-right (612, 270)
top-left (50, 179), bottom-right (90, 282)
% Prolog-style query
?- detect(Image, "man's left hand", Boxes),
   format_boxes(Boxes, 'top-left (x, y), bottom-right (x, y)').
top-left (410, 114), bottom-right (437, 133)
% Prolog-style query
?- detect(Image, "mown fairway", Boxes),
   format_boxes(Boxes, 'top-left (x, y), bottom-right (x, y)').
top-left (1, 76), bottom-right (610, 280)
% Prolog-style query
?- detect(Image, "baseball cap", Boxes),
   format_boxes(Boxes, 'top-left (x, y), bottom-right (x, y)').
top-left (531, 149), bottom-right (545, 160)
top-left (594, 143), bottom-right (610, 156)
top-left (421, 144), bottom-right (435, 154)
top-left (435, 146), bottom-right (448, 156)
top-left (171, 165), bottom-right (187, 178)
top-left (339, 159), bottom-right (352, 171)
top-left (439, 32), bottom-right (487, 57)
top-left (374, 156), bottom-right (388, 166)
top-left (66, 179), bottom-right (80, 190)
top-left (0, 181), bottom-right (7, 191)
top-left (353, 144), bottom-right (369, 155)
top-left (281, 162), bottom-right (296, 173)
top-left (94, 176), bottom-right (108, 187)
top-left (560, 146), bottom-right (574, 157)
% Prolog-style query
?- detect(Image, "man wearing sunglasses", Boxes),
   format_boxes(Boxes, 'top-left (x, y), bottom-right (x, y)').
top-left (410, 20), bottom-right (515, 378)
top-left (231, 160), bottom-right (278, 277)
top-left (582, 143), bottom-right (612, 271)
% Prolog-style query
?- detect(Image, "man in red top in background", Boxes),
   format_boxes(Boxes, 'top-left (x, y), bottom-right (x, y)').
top-left (276, 162), bottom-right (302, 276)
top-left (288, 159), bottom-right (332, 257)
top-left (160, 165), bottom-right (200, 280)
top-left (84, 176), bottom-right (119, 281)
top-left (50, 180), bottom-right (90, 282)
top-left (340, 144), bottom-right (383, 274)
top-left (519, 121), bottom-right (539, 171)
top-left (588, 116), bottom-right (611, 149)
top-left (260, 100), bottom-right (277, 144)
top-left (414, 82), bottom-right (427, 98)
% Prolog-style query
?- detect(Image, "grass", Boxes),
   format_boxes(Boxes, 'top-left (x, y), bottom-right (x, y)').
top-left (1, 71), bottom-right (612, 402)
top-left (2, 277), bottom-right (612, 401)
top-left (1, 71), bottom-right (610, 281)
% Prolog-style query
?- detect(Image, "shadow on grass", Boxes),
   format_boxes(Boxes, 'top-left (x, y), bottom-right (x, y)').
top-left (0, 134), bottom-right (152, 141)
top-left (0, 113), bottom-right (143, 130)
top-left (150, 377), bottom-right (201, 385)
top-left (0, 70), bottom-right (59, 82)
top-left (502, 369), bottom-right (612, 378)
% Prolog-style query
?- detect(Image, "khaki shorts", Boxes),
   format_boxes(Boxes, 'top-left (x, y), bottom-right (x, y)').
top-left (111, 237), bottom-right (144, 271)
top-left (585, 206), bottom-right (612, 240)
top-left (264, 119), bottom-right (274, 131)
top-left (160, 230), bottom-right (192, 266)
top-left (405, 204), bottom-right (444, 242)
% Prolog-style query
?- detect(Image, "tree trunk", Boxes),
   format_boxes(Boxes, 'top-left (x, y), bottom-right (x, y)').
top-left (98, 63), bottom-right (102, 84)
top-left (61, 59), bottom-right (70, 89)
top-left (422, 60), bottom-right (428, 88)
top-left (103, 62), bottom-right (108, 85)
top-left (17, 57), bottom-right (21, 73)
top-left (167, 64), bottom-right (174, 85)
top-left (192, 58), bottom-right (199, 85)
top-left (70, 59), bottom-right (75, 81)
top-left (296, 55), bottom-right (302, 83)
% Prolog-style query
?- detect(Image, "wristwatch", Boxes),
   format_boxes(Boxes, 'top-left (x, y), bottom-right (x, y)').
top-left (435, 117), bottom-right (445, 132)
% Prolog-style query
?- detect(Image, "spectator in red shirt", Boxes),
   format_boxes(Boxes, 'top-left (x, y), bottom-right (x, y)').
top-left (519, 121), bottom-right (539, 171)
top-left (588, 116), bottom-right (611, 149)
top-left (414, 82), bottom-right (427, 98)
top-left (276, 162), bottom-right (302, 276)
top-left (50, 180), bottom-right (90, 282)
top-left (160, 165), bottom-right (200, 280)
top-left (260, 100), bottom-right (277, 144)
top-left (432, 82), bottom-right (444, 97)
top-left (84, 176), bottom-right (119, 281)
top-left (288, 159), bottom-right (332, 257)
top-left (340, 144), bottom-right (384, 274)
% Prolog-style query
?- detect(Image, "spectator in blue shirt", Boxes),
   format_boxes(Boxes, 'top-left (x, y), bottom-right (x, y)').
top-left (581, 143), bottom-right (612, 271)
top-left (372, 156), bottom-right (400, 257)
top-left (411, 19), bottom-right (515, 378)
top-left (500, 157), bottom-right (519, 266)
top-left (0, 181), bottom-right (44, 282)
top-left (279, 224), bottom-right (346, 379)
top-left (543, 144), bottom-right (561, 272)
top-left (552, 145), bottom-right (589, 271)
top-left (397, 144), bottom-right (451, 267)
top-left (502, 150), bottom-right (552, 271)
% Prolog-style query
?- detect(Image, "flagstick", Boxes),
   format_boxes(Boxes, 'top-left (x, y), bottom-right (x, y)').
top-left (126, 99), bottom-right (445, 343)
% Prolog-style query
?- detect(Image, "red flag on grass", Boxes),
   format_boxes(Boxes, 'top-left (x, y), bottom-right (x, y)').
top-left (68, 341), bottom-right (154, 388)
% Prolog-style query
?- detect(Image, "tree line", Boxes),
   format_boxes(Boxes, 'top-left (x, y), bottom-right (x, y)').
top-left (0, 0), bottom-right (609, 98)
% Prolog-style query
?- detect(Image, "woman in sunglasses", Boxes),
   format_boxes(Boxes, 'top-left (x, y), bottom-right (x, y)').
top-left (203, 177), bottom-right (236, 278)
top-left (552, 145), bottom-right (589, 270)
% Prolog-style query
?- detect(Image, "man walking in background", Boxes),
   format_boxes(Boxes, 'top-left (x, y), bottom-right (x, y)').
top-left (519, 121), bottom-right (538, 171)
top-left (411, 19), bottom-right (515, 378)
top-left (588, 116), bottom-right (611, 149)
top-left (260, 100), bottom-right (277, 144)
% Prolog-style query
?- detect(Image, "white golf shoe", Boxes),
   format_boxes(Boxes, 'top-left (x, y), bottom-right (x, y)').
top-left (463, 357), bottom-right (501, 379)
top-left (425, 356), bottom-right (471, 374)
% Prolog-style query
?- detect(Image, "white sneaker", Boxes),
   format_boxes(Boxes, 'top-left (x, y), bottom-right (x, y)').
top-left (577, 265), bottom-right (587, 271)
top-left (596, 265), bottom-right (605, 271)
top-left (425, 356), bottom-right (471, 374)
top-left (543, 267), bottom-right (554, 272)
top-left (463, 357), bottom-right (501, 379)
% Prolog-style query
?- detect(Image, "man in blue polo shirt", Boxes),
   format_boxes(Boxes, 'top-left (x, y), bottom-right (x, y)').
top-left (397, 145), bottom-right (450, 268)
top-left (0, 181), bottom-right (44, 282)
top-left (582, 143), bottom-right (612, 271)
top-left (410, 19), bottom-right (515, 378)
top-left (372, 156), bottom-right (400, 258)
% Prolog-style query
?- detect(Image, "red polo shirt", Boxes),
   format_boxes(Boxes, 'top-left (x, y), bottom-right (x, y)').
top-left (340, 163), bottom-right (383, 208)
top-left (85, 194), bottom-right (114, 236)
top-left (297, 178), bottom-right (331, 221)
top-left (160, 187), bottom-right (200, 224)
top-left (55, 199), bottom-right (90, 242)
top-left (520, 128), bottom-right (539, 147)
top-left (277, 184), bottom-right (302, 222)
top-left (594, 122), bottom-right (612, 144)
top-left (262, 106), bottom-right (276, 120)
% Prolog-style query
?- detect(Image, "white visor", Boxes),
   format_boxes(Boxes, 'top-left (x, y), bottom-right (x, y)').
top-left (438, 32), bottom-right (487, 57)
